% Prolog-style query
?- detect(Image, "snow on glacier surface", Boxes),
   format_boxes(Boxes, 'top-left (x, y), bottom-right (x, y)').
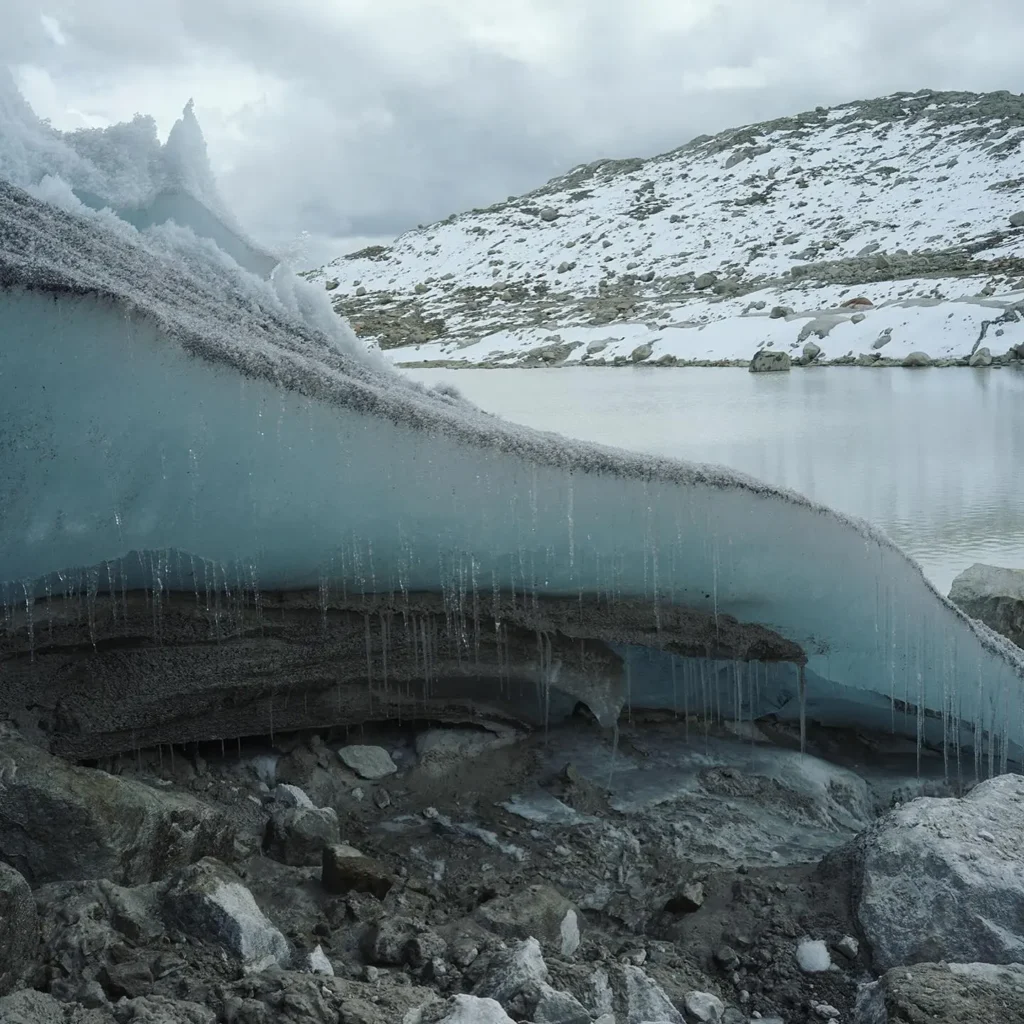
top-left (2, 83), bottom-right (1024, 762)
top-left (0, 71), bottom-right (276, 276)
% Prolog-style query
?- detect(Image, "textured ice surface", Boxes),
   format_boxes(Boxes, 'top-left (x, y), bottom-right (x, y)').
top-left (0, 72), bottom-right (275, 276)
top-left (2, 85), bottom-right (1024, 761)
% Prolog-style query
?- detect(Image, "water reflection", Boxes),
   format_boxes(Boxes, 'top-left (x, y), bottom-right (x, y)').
top-left (407, 366), bottom-right (1024, 593)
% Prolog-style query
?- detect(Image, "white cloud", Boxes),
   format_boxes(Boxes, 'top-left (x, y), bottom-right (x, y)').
top-left (5, 0), bottom-right (1024, 256)
top-left (39, 14), bottom-right (68, 46)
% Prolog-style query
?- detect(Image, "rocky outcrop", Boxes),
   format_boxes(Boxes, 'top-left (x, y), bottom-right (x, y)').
top-left (0, 862), bottom-right (36, 995)
top-left (827, 774), bottom-right (1024, 969)
top-left (855, 962), bottom-right (1024, 1024)
top-left (0, 738), bottom-right (234, 886)
top-left (949, 563), bottom-right (1024, 648)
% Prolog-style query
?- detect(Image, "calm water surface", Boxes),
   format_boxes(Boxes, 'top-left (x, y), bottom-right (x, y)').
top-left (406, 366), bottom-right (1024, 593)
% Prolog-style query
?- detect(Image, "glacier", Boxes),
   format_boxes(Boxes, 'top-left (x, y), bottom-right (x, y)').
top-left (1, 83), bottom-right (1023, 767)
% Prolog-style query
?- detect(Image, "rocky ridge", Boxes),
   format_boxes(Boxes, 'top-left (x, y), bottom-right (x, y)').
top-left (308, 89), bottom-right (1024, 369)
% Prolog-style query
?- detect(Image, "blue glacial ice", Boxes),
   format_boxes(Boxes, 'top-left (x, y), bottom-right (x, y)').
top-left (1, 81), bottom-right (1023, 765)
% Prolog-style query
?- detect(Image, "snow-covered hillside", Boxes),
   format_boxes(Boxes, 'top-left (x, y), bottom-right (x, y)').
top-left (310, 89), bottom-right (1024, 368)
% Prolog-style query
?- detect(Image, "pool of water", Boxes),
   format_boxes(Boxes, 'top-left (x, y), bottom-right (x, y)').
top-left (405, 366), bottom-right (1024, 593)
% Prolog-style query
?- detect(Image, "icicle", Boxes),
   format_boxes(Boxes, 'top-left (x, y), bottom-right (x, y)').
top-left (798, 663), bottom-right (807, 755)
top-left (22, 581), bottom-right (34, 662)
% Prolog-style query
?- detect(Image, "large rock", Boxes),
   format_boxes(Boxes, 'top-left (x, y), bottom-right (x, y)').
top-left (35, 878), bottom-right (165, 991)
top-left (0, 861), bottom-right (36, 995)
top-left (0, 738), bottom-right (234, 886)
top-left (414, 725), bottom-right (517, 775)
top-left (855, 962), bottom-right (1024, 1024)
top-left (901, 351), bottom-right (932, 367)
top-left (321, 843), bottom-right (396, 898)
top-left (338, 745), bottom-right (397, 780)
top-left (0, 990), bottom-right (109, 1024)
top-left (968, 346), bottom-right (993, 367)
top-left (263, 806), bottom-right (340, 866)
top-left (475, 884), bottom-right (581, 956)
top-left (472, 937), bottom-right (549, 1005)
top-left (749, 349), bottom-right (792, 372)
top-left (418, 994), bottom-right (515, 1023)
top-left (949, 563), bottom-right (1024, 648)
top-left (831, 773), bottom-right (1024, 969)
top-left (163, 858), bottom-right (290, 973)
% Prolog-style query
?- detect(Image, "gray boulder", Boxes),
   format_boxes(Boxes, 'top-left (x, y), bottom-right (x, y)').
top-left (855, 962), bottom-right (1024, 1024)
top-left (1010, 211), bottom-right (1024, 228)
top-left (629, 343), bottom-right (653, 363)
top-left (968, 346), bottom-right (993, 367)
top-left (274, 783), bottom-right (315, 808)
top-left (420, 995), bottom-right (515, 1023)
top-left (540, 207), bottom-right (559, 222)
top-left (472, 937), bottom-right (548, 1005)
top-left (694, 272), bottom-right (718, 290)
top-left (685, 991), bottom-right (725, 1022)
top-left (769, 305), bottom-right (793, 319)
top-left (0, 737), bottom-right (233, 886)
top-left (749, 349), bottom-right (792, 372)
top-left (613, 964), bottom-right (683, 1023)
top-left (0, 862), bottom-right (36, 995)
top-left (475, 884), bottom-right (581, 956)
top-left (0, 990), bottom-right (103, 1024)
top-left (831, 773), bottom-right (1024, 969)
top-left (949, 563), bottom-right (1024, 648)
top-left (872, 328), bottom-right (893, 350)
top-left (163, 858), bottom-right (290, 973)
top-left (414, 725), bottom-right (517, 775)
top-left (264, 805), bottom-right (340, 866)
top-left (802, 341), bottom-right (822, 362)
top-left (338, 744), bottom-right (397, 779)
top-left (322, 843), bottom-right (396, 899)
top-left (901, 351), bottom-right (932, 367)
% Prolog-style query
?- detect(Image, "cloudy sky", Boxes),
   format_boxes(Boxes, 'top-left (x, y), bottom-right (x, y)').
top-left (5, 0), bottom-right (1023, 264)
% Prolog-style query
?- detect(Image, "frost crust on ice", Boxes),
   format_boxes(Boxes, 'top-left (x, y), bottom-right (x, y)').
top-left (2, 82), bottom-right (1024, 761)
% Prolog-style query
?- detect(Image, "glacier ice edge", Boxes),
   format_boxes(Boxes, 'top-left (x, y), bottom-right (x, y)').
top-left (2, 181), bottom-right (1024, 765)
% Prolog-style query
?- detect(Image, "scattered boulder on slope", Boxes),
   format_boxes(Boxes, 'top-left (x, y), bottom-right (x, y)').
top-left (263, 805), bottom-right (340, 866)
top-left (163, 858), bottom-right (290, 973)
top-left (322, 843), bottom-right (396, 898)
top-left (338, 745), bottom-right (397, 780)
top-left (1010, 211), bottom-right (1024, 227)
top-left (769, 305), bottom-right (793, 319)
top-left (749, 349), bottom-right (792, 372)
top-left (856, 962), bottom-right (1024, 1024)
top-left (475, 884), bottom-right (581, 956)
top-left (968, 346), bottom-right (993, 367)
top-left (0, 862), bottom-right (36, 995)
top-left (802, 341), bottom-right (822, 362)
top-left (629, 343), bottom-right (653, 362)
top-left (824, 774), bottom-right (1024, 970)
top-left (0, 737), bottom-right (234, 886)
top-left (949, 564), bottom-right (1024, 648)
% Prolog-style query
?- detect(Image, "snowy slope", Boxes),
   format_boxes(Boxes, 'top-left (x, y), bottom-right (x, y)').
top-left (2, 83), bottom-right (1024, 764)
top-left (310, 89), bottom-right (1024, 368)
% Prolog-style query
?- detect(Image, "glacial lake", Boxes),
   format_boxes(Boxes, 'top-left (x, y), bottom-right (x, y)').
top-left (405, 366), bottom-right (1024, 595)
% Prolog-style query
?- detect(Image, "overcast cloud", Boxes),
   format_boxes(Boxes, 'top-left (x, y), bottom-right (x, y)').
top-left (5, 0), bottom-right (1024, 263)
